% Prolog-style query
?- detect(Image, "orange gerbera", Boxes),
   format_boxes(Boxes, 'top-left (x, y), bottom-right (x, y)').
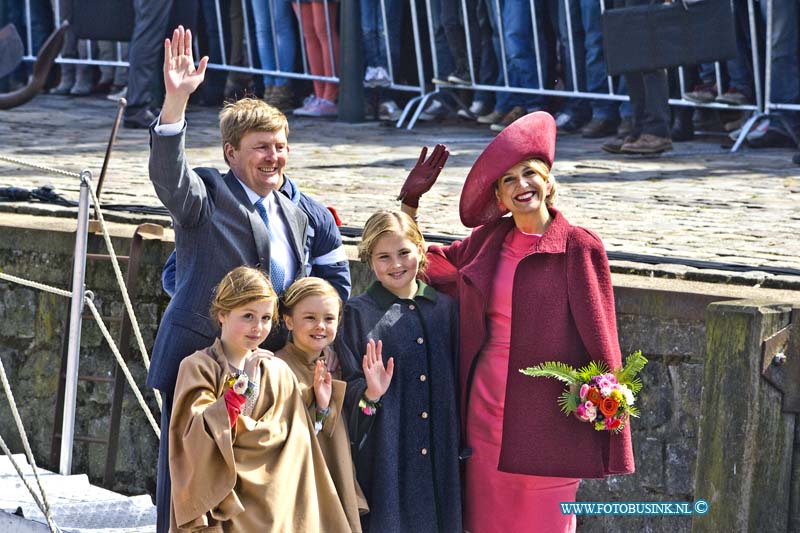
top-left (600, 397), bottom-right (620, 417)
top-left (586, 387), bottom-right (602, 405)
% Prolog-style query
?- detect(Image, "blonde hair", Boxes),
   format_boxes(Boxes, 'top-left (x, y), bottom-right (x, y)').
top-left (218, 98), bottom-right (289, 163)
top-left (496, 158), bottom-right (558, 206)
top-left (209, 266), bottom-right (278, 326)
top-left (358, 210), bottom-right (427, 273)
top-left (280, 277), bottom-right (343, 321)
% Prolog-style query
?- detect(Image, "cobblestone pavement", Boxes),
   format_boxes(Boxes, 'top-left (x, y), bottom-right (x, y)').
top-left (2, 94), bottom-right (799, 283)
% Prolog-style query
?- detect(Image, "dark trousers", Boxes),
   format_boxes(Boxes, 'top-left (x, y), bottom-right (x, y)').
top-left (156, 391), bottom-right (174, 533)
top-left (127, 0), bottom-right (175, 111)
top-left (617, 0), bottom-right (670, 137)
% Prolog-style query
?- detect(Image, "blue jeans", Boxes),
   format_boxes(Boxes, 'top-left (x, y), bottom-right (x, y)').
top-left (558, 0), bottom-right (619, 120)
top-left (251, 0), bottom-right (296, 86)
top-left (761, 0), bottom-right (799, 129)
top-left (360, 0), bottom-right (402, 71)
top-left (484, 0), bottom-right (548, 112)
top-left (430, 0), bottom-right (456, 82)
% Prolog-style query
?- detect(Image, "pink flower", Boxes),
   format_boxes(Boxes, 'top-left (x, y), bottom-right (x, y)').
top-left (585, 404), bottom-right (597, 422)
top-left (579, 384), bottom-right (589, 399)
top-left (576, 404), bottom-right (586, 418)
top-left (606, 374), bottom-right (619, 384)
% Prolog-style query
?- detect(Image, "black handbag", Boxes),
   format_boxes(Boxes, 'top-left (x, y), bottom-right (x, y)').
top-left (602, 0), bottom-right (738, 76)
top-left (70, 0), bottom-right (135, 42)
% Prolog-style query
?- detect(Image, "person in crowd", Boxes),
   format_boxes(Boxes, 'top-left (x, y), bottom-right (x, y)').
top-left (359, 0), bottom-right (402, 120)
top-left (748, 0), bottom-right (798, 148)
top-left (292, 0), bottom-right (340, 117)
top-left (276, 277), bottom-right (368, 532)
top-left (169, 266), bottom-right (351, 531)
top-left (123, 0), bottom-right (179, 128)
top-left (473, 0), bottom-right (551, 132)
top-left (222, 0), bottom-right (257, 100)
top-left (147, 26), bottom-right (316, 532)
top-left (601, 0), bottom-right (671, 154)
top-left (251, 0), bottom-right (297, 110)
top-left (400, 112), bottom-right (634, 532)
top-left (1, 0), bottom-right (53, 92)
top-left (336, 210), bottom-right (462, 532)
top-left (196, 0), bottom-right (233, 107)
top-left (555, 0), bottom-right (624, 138)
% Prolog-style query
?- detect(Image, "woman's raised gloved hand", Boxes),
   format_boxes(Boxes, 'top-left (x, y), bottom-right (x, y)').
top-left (397, 144), bottom-right (449, 208)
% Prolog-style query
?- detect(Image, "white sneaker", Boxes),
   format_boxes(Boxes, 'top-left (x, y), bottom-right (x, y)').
top-left (293, 94), bottom-right (319, 116)
top-left (457, 100), bottom-right (486, 119)
top-left (364, 66), bottom-right (377, 87)
top-left (379, 100), bottom-right (402, 121)
top-left (372, 66), bottom-right (391, 87)
top-left (418, 99), bottom-right (445, 121)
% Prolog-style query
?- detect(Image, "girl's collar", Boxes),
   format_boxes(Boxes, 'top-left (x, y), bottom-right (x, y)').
top-left (284, 340), bottom-right (326, 367)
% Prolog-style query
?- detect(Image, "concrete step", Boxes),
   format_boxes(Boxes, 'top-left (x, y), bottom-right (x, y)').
top-left (0, 453), bottom-right (156, 532)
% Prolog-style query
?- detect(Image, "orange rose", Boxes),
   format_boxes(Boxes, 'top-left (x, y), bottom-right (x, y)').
top-left (586, 387), bottom-right (603, 405)
top-left (600, 397), bottom-right (620, 417)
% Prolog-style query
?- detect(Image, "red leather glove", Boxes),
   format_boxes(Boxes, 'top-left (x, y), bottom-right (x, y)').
top-left (397, 144), bottom-right (449, 208)
top-left (224, 388), bottom-right (247, 427)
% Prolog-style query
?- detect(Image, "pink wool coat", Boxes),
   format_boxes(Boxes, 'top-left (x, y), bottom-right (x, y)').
top-left (425, 207), bottom-right (635, 479)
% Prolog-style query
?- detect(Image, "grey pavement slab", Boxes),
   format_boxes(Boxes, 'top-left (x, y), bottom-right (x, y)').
top-left (1, 94), bottom-right (799, 284)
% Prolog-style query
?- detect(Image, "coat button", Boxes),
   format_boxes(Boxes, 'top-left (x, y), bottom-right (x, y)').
top-left (421, 448), bottom-right (428, 456)
top-left (421, 411), bottom-right (429, 419)
top-left (409, 304), bottom-right (416, 311)
top-left (416, 337), bottom-right (424, 344)
top-left (419, 374), bottom-right (427, 382)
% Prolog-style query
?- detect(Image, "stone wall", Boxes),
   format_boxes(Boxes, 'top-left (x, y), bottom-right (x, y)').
top-left (1, 214), bottom-right (799, 529)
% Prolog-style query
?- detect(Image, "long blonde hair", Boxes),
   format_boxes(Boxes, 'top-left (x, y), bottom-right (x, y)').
top-left (209, 266), bottom-right (278, 326)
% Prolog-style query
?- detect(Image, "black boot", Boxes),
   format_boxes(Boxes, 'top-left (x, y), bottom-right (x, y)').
top-left (671, 109), bottom-right (694, 142)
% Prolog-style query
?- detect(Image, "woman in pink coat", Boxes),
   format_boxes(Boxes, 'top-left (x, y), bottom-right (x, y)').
top-left (399, 112), bottom-right (635, 533)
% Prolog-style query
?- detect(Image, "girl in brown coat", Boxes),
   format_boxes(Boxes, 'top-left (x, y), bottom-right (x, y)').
top-left (169, 267), bottom-right (350, 532)
top-left (276, 277), bottom-right (368, 533)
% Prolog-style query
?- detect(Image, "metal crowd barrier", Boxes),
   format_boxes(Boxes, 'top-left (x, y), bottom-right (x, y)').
top-left (18, 0), bottom-right (428, 116)
top-left (415, 0), bottom-right (771, 151)
top-left (15, 0), bottom-right (798, 149)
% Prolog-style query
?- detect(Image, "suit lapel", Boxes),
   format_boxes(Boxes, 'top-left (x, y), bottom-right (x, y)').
top-left (273, 190), bottom-right (307, 270)
top-left (224, 172), bottom-right (271, 269)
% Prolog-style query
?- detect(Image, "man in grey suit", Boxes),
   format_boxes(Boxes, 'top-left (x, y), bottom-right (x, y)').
top-left (147, 26), bottom-right (310, 532)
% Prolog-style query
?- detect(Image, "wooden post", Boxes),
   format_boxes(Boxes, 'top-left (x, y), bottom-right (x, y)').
top-left (693, 300), bottom-right (796, 532)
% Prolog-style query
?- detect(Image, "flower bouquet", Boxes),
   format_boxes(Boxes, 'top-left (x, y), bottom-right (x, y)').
top-left (519, 351), bottom-right (647, 432)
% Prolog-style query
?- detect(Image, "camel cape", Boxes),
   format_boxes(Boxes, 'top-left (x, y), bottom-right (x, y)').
top-left (169, 339), bottom-right (351, 532)
top-left (275, 343), bottom-right (368, 532)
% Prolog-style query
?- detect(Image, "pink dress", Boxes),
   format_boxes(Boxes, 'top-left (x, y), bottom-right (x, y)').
top-left (464, 228), bottom-right (580, 533)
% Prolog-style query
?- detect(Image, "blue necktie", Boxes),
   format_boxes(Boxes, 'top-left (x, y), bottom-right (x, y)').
top-left (254, 198), bottom-right (286, 294)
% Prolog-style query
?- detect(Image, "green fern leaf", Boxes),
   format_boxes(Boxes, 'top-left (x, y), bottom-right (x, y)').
top-left (616, 351), bottom-right (648, 384)
top-left (576, 360), bottom-right (610, 381)
top-left (627, 377), bottom-right (643, 395)
top-left (557, 390), bottom-right (579, 414)
top-left (520, 361), bottom-right (579, 385)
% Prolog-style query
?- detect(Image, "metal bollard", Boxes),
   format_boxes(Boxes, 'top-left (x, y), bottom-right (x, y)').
top-left (338, 0), bottom-right (365, 122)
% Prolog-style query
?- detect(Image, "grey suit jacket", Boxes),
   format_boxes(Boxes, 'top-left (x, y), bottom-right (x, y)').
top-left (146, 123), bottom-right (308, 394)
